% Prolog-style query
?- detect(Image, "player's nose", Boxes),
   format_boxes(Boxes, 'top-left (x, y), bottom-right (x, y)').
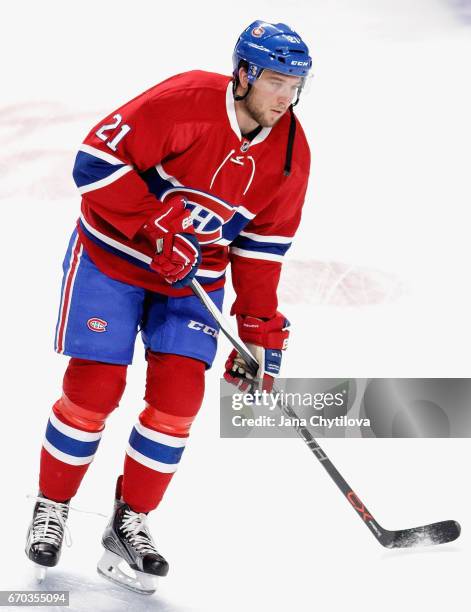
top-left (277, 92), bottom-right (291, 107)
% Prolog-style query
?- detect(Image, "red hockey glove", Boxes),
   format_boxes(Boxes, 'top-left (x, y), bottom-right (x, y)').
top-left (142, 196), bottom-right (201, 287)
top-left (224, 312), bottom-right (290, 392)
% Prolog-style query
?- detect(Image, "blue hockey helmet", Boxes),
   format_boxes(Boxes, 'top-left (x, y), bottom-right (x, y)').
top-left (232, 20), bottom-right (312, 84)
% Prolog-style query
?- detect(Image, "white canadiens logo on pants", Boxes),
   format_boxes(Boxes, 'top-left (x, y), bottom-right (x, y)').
top-left (188, 320), bottom-right (218, 338)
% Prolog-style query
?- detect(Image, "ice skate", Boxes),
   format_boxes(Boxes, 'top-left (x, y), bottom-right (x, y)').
top-left (25, 492), bottom-right (71, 582)
top-left (97, 478), bottom-right (169, 595)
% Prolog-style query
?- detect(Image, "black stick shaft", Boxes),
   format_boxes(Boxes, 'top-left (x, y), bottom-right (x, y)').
top-left (190, 279), bottom-right (387, 544)
top-left (275, 396), bottom-right (386, 542)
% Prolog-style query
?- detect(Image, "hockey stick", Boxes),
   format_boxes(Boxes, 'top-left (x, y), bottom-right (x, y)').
top-left (191, 279), bottom-right (461, 548)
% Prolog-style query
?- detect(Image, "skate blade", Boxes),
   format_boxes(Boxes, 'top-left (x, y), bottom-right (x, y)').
top-left (97, 550), bottom-right (157, 595)
top-left (34, 564), bottom-right (47, 583)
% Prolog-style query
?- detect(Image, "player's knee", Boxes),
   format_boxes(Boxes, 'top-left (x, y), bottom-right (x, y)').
top-left (143, 352), bottom-right (206, 435)
top-left (145, 351), bottom-right (205, 410)
top-left (53, 395), bottom-right (108, 433)
top-left (62, 357), bottom-right (128, 416)
top-left (139, 404), bottom-right (197, 437)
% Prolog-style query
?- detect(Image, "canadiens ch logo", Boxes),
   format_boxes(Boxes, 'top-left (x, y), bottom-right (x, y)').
top-left (87, 318), bottom-right (108, 333)
top-left (252, 26), bottom-right (265, 37)
top-left (161, 187), bottom-right (236, 244)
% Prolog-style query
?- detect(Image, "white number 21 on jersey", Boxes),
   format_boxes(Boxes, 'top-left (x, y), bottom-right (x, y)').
top-left (95, 114), bottom-right (131, 151)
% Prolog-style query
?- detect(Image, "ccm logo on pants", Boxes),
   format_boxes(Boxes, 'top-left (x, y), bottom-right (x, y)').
top-left (187, 320), bottom-right (218, 338)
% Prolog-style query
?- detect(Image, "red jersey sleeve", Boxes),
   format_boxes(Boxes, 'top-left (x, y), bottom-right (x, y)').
top-left (229, 134), bottom-right (310, 319)
top-left (73, 85), bottom-right (196, 240)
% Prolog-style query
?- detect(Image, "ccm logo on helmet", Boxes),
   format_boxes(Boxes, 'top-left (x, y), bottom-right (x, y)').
top-left (188, 320), bottom-right (218, 338)
top-left (291, 60), bottom-right (309, 66)
top-left (87, 318), bottom-right (108, 333)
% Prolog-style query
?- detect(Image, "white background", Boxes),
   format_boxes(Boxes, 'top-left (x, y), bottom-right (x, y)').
top-left (0, 0), bottom-right (469, 610)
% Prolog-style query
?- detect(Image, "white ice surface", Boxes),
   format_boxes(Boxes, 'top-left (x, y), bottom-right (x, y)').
top-left (0, 0), bottom-right (470, 610)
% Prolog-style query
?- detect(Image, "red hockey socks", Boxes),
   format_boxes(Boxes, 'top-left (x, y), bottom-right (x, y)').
top-left (39, 358), bottom-right (127, 502)
top-left (39, 354), bottom-right (205, 510)
top-left (122, 352), bottom-right (205, 513)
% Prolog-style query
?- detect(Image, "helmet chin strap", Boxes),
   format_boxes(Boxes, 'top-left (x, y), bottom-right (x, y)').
top-left (283, 105), bottom-right (296, 177)
top-left (232, 79), bottom-right (252, 101)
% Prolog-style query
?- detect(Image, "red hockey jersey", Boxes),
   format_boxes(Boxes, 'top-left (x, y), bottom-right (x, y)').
top-left (72, 71), bottom-right (310, 318)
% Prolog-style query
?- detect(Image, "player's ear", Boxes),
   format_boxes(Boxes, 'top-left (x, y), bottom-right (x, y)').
top-left (238, 66), bottom-right (249, 90)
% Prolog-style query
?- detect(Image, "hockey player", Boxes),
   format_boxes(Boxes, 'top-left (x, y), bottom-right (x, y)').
top-left (25, 20), bottom-right (312, 594)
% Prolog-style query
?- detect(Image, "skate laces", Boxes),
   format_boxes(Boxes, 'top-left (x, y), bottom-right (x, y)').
top-left (120, 509), bottom-right (159, 556)
top-left (28, 496), bottom-right (72, 548)
top-left (27, 495), bottom-right (107, 549)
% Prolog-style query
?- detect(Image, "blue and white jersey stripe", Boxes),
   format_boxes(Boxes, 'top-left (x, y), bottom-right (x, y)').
top-left (79, 216), bottom-right (224, 284)
top-left (219, 207), bottom-right (255, 245)
top-left (139, 164), bottom-right (179, 199)
top-left (75, 153), bottom-right (287, 267)
top-left (73, 145), bottom-right (132, 194)
top-left (43, 411), bottom-right (103, 466)
top-left (126, 422), bottom-right (187, 474)
top-left (230, 231), bottom-right (293, 262)
top-left (140, 164), bottom-right (255, 246)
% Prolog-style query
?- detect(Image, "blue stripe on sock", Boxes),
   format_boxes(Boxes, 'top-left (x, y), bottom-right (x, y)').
top-left (128, 428), bottom-right (185, 465)
top-left (45, 421), bottom-right (101, 458)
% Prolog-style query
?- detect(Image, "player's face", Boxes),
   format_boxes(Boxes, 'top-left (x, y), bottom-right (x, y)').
top-left (245, 70), bottom-right (302, 127)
